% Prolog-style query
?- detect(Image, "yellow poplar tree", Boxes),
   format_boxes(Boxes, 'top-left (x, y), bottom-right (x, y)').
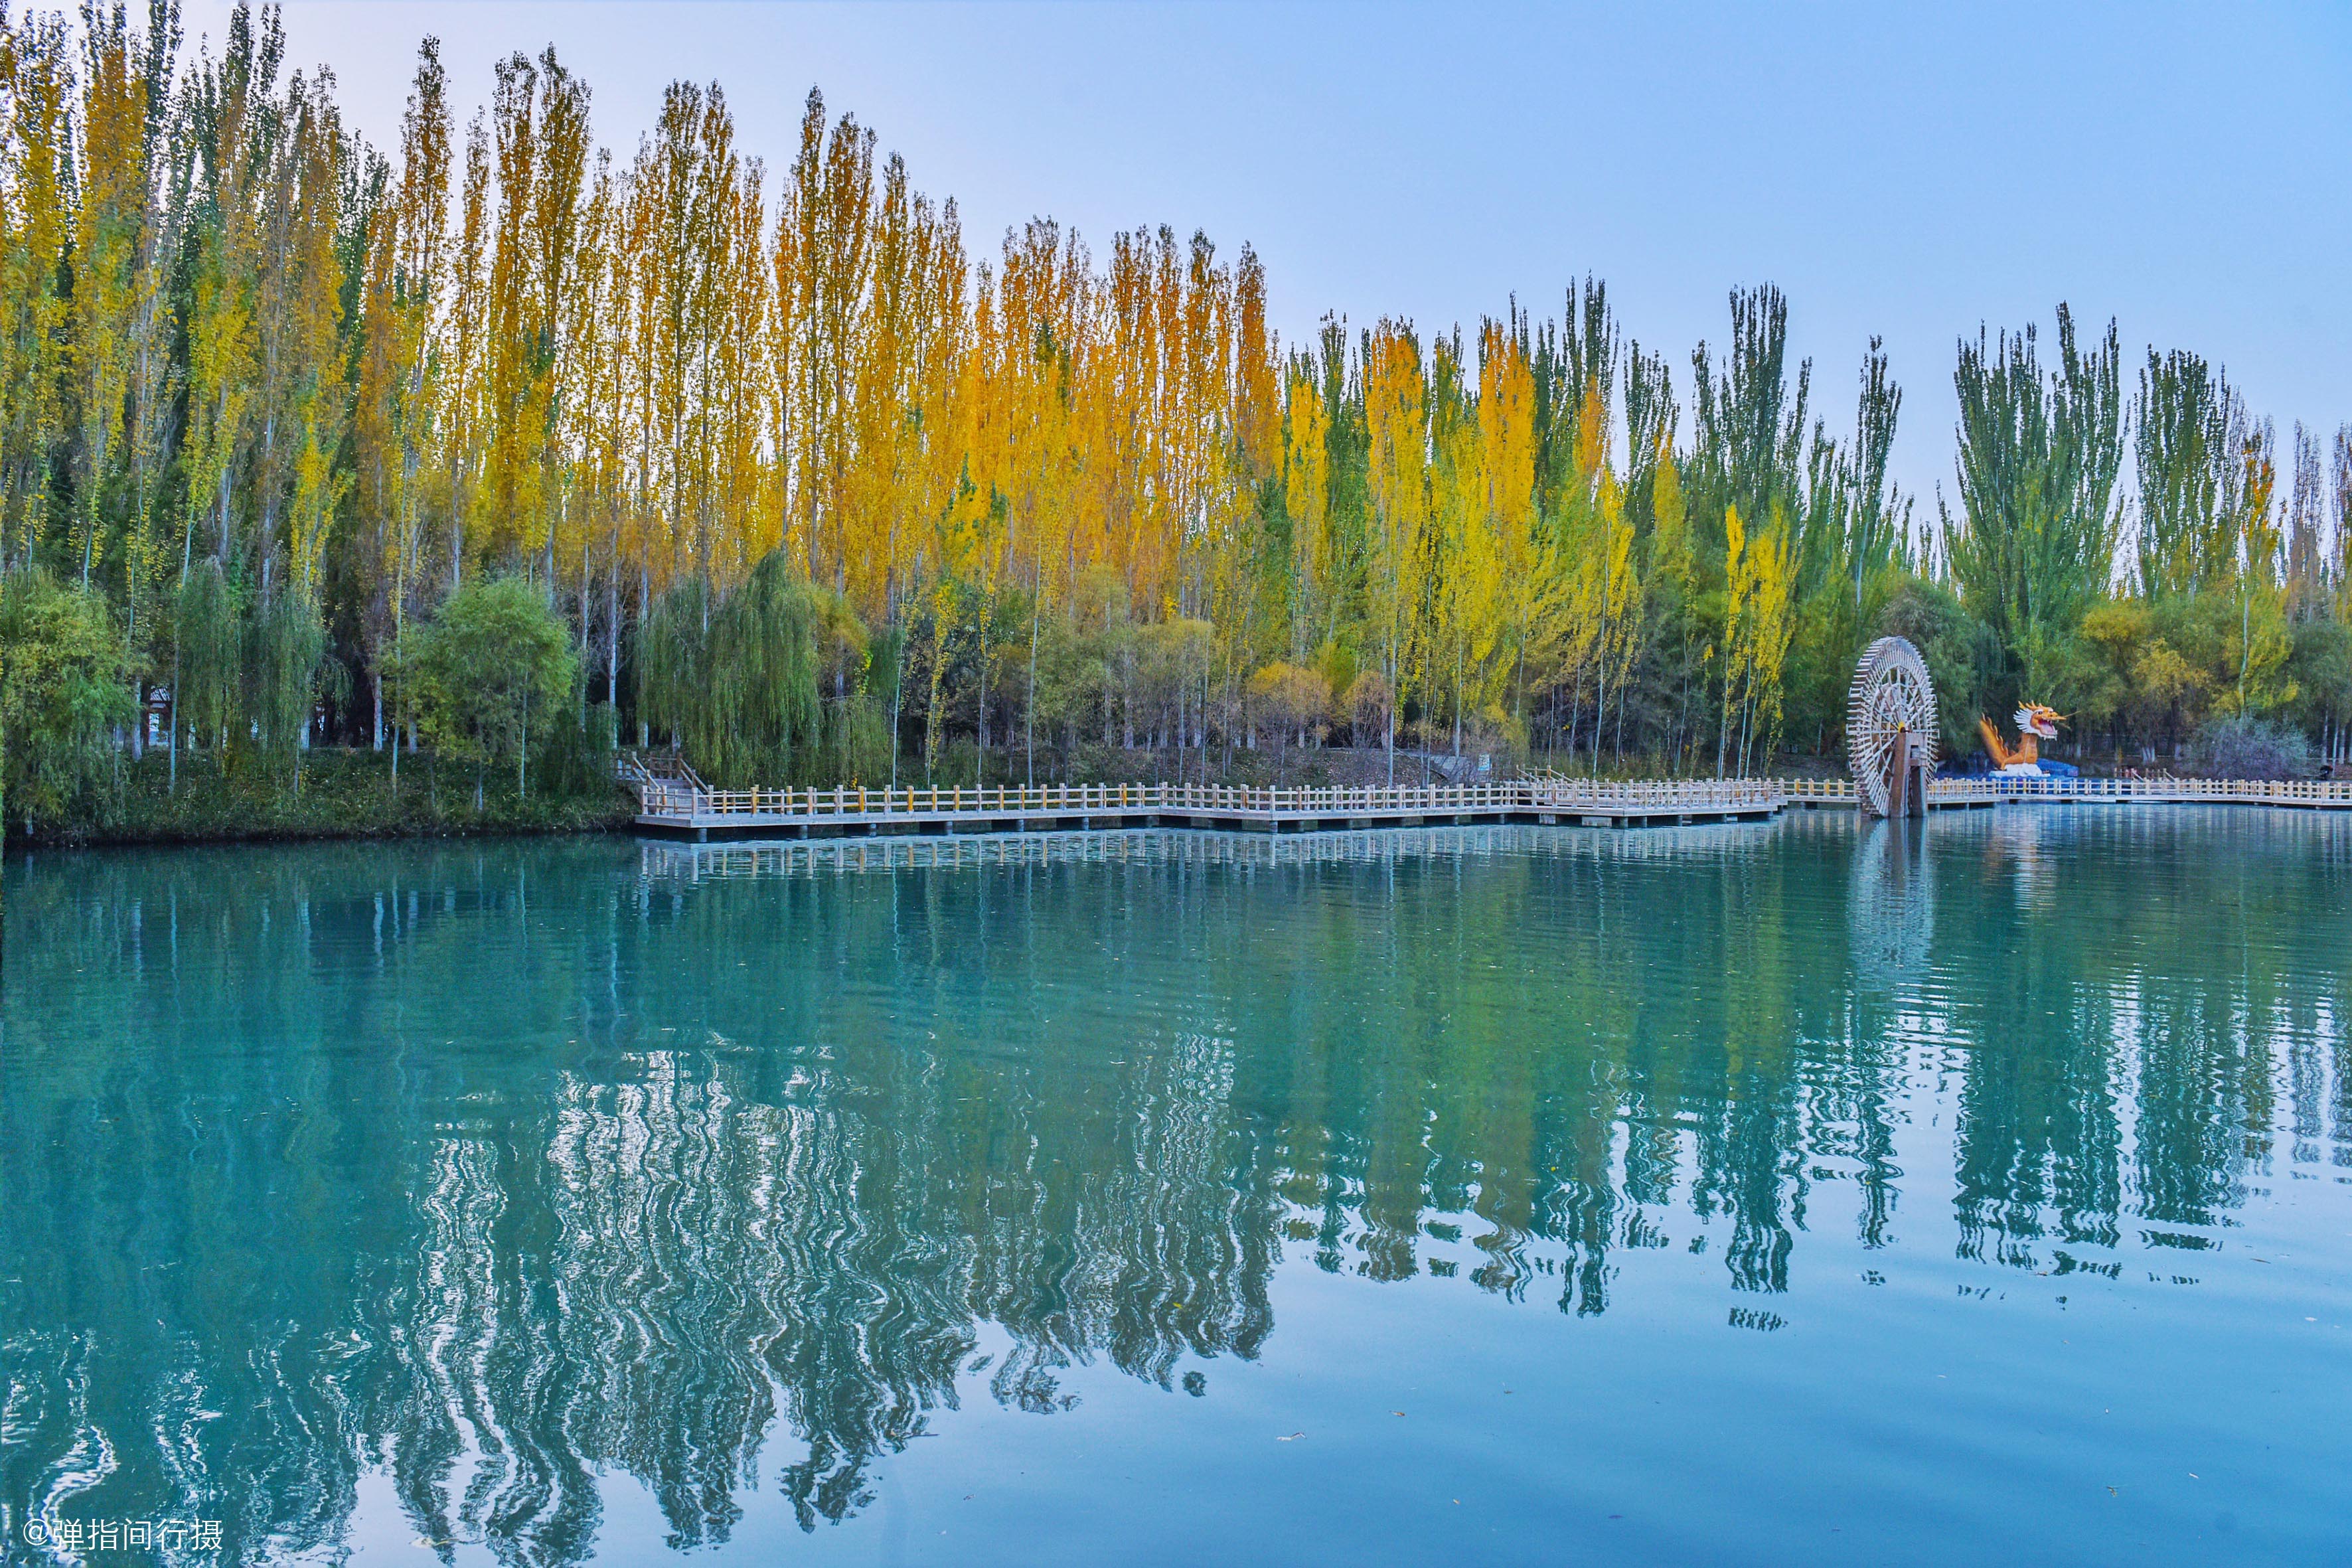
top-left (1283, 364), bottom-right (1328, 654)
top-left (1, 13), bottom-right (72, 571)
top-left (67, 7), bottom-right (149, 589)
top-left (1363, 318), bottom-right (1427, 769)
top-left (1431, 332), bottom-right (1498, 752)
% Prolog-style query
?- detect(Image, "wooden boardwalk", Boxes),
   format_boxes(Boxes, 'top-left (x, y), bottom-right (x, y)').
top-left (628, 774), bottom-right (1786, 840)
top-left (1786, 775), bottom-right (2352, 811)
top-left (625, 760), bottom-right (2352, 841)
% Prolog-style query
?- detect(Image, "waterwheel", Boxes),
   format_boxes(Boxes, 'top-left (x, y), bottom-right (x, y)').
top-left (1849, 817), bottom-right (1935, 987)
top-left (1847, 637), bottom-right (1937, 818)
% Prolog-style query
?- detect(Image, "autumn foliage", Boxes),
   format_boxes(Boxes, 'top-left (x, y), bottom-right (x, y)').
top-left (3, 5), bottom-right (2349, 823)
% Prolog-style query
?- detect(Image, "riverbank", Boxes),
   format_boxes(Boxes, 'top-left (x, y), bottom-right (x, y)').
top-left (11, 742), bottom-right (2229, 851)
top-left (11, 749), bottom-right (638, 848)
top-left (13, 739), bottom-right (1727, 850)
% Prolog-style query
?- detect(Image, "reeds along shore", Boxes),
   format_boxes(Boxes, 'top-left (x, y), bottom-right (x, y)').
top-left (4, 3), bottom-right (2351, 842)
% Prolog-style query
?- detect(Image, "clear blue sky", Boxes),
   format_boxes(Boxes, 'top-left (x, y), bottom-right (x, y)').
top-left (189, 1), bottom-right (2351, 513)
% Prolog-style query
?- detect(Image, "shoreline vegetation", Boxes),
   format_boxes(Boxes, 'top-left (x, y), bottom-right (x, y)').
top-left (3, 5), bottom-right (2350, 854)
top-left (11, 742), bottom-right (2335, 853)
top-left (7, 739), bottom-right (1830, 850)
top-left (15, 747), bottom-right (637, 849)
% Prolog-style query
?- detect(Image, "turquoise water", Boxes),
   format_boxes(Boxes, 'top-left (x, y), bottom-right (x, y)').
top-left (4, 809), bottom-right (2349, 1566)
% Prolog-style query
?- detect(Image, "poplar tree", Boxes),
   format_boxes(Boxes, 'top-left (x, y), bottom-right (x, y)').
top-left (1945, 306), bottom-right (2126, 710)
top-left (4, 0), bottom-right (2348, 820)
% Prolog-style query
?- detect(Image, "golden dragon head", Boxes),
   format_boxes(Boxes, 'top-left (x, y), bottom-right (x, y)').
top-left (2014, 704), bottom-right (2063, 741)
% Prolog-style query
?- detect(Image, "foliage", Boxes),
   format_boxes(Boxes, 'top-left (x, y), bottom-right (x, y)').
top-left (638, 550), bottom-right (857, 785)
top-left (2134, 349), bottom-right (2242, 597)
top-left (1943, 306), bottom-right (2126, 714)
top-left (0, 572), bottom-right (137, 830)
top-left (531, 700), bottom-right (619, 800)
top-left (2190, 714), bottom-right (2313, 781)
top-left (20, 745), bottom-right (633, 845)
top-left (243, 592), bottom-right (327, 775)
top-left (1247, 660), bottom-right (1330, 780)
top-left (1869, 574), bottom-right (1994, 753)
top-left (821, 695), bottom-right (896, 785)
top-left (2286, 618), bottom-right (2352, 749)
top-left (0, 0), bottom-right (2349, 825)
top-left (391, 576), bottom-right (577, 800)
top-left (173, 562), bottom-right (245, 752)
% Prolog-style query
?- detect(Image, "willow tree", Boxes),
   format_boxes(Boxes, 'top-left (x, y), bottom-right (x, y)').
top-left (633, 570), bottom-right (704, 750)
top-left (709, 550), bottom-right (833, 781)
top-left (169, 560), bottom-right (240, 785)
top-left (244, 590), bottom-right (326, 787)
top-left (638, 550), bottom-right (847, 785)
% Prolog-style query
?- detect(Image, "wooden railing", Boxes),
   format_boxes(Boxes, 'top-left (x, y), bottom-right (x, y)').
top-left (1783, 775), bottom-right (2352, 807)
top-left (635, 775), bottom-right (1788, 823)
top-left (1527, 775), bottom-right (1784, 812)
top-left (635, 769), bottom-right (2352, 824)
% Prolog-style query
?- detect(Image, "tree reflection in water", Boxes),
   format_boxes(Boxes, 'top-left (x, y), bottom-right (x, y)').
top-left (3, 811), bottom-right (2347, 1562)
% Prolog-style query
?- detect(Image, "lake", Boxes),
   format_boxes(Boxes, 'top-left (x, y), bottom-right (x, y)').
top-left (4, 809), bottom-right (2349, 1565)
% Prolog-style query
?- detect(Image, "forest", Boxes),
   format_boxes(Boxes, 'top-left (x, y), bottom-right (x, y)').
top-left (4, 2), bottom-right (2350, 834)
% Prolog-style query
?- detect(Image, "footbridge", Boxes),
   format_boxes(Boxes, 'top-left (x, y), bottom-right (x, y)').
top-left (622, 759), bottom-right (2352, 841)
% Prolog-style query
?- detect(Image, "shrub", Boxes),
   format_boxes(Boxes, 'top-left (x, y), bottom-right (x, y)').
top-left (2190, 714), bottom-right (2312, 780)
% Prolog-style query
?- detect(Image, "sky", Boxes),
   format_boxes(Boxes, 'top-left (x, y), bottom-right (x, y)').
top-left (181, 1), bottom-right (2352, 515)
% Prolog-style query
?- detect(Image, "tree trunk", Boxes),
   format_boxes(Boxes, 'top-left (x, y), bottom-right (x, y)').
top-left (1026, 602), bottom-right (1040, 787)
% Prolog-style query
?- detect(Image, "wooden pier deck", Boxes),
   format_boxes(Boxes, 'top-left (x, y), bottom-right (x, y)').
top-left (629, 776), bottom-right (1787, 840)
top-left (627, 765), bottom-right (2352, 841)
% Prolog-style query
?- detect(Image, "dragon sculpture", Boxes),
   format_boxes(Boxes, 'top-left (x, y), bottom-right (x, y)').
top-left (1978, 704), bottom-right (2063, 775)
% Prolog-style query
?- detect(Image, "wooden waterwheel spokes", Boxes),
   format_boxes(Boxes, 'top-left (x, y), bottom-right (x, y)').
top-left (1846, 637), bottom-right (1938, 819)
